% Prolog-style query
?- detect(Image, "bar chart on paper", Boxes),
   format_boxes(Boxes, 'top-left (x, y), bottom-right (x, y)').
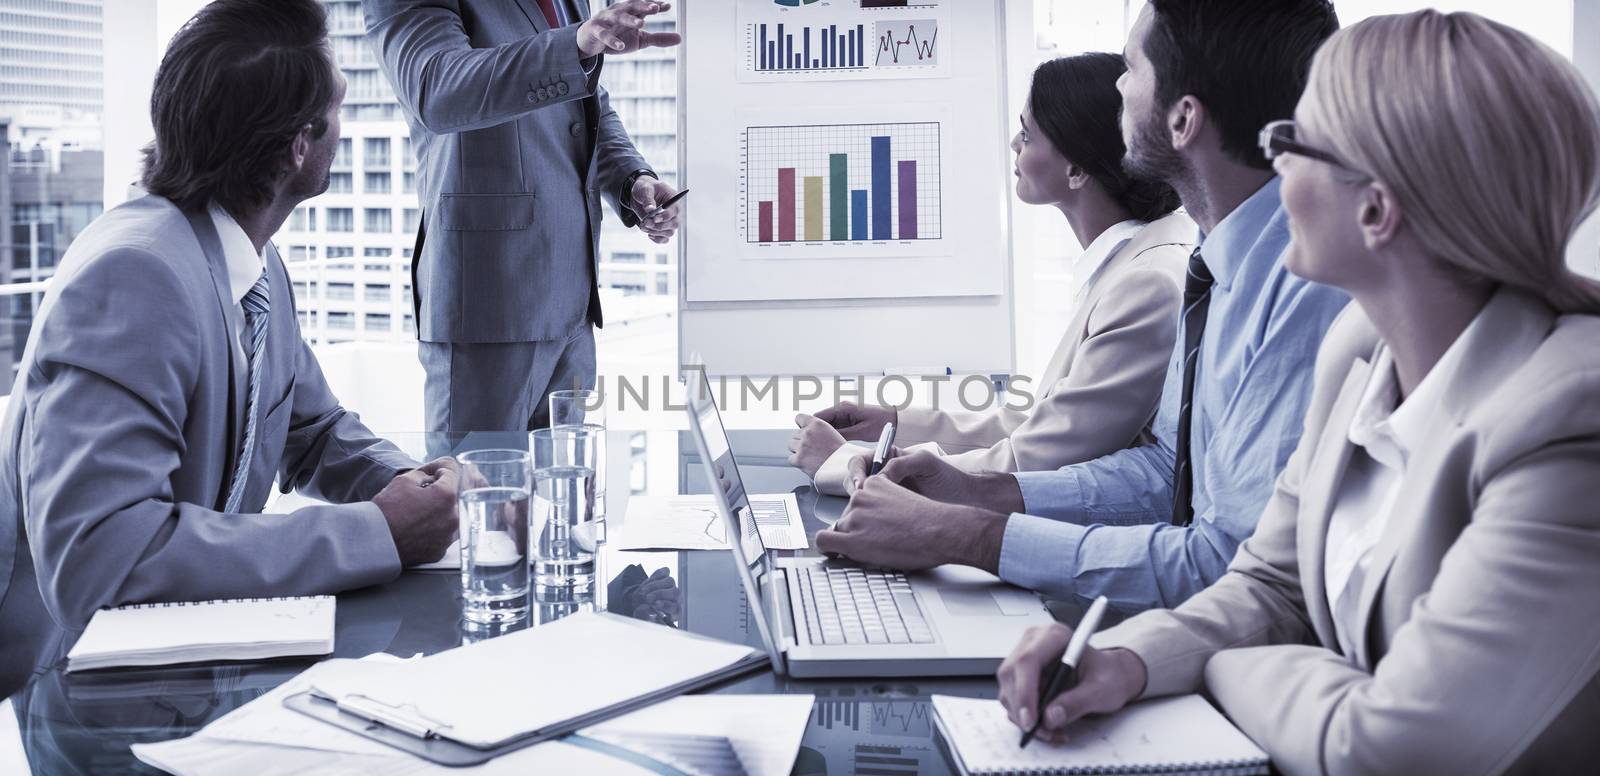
top-left (736, 0), bottom-right (949, 82)
top-left (742, 121), bottom-right (942, 247)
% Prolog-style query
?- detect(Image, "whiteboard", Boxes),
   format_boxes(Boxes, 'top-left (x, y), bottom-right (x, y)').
top-left (678, 0), bottom-right (1018, 376)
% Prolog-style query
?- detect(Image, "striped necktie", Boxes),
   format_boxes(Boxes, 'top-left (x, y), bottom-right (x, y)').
top-left (223, 271), bottom-right (271, 513)
top-left (1170, 249), bottom-right (1214, 526)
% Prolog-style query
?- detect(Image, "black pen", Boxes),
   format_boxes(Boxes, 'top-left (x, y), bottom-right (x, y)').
top-left (1020, 595), bottom-right (1109, 748)
top-left (868, 422), bottom-right (896, 476)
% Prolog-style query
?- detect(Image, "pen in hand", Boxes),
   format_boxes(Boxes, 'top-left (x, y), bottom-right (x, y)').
top-left (868, 421), bottom-right (896, 477)
top-left (1020, 595), bottom-right (1110, 748)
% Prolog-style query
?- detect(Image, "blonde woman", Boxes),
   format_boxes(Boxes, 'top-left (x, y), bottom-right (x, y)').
top-left (996, 12), bottom-right (1600, 773)
top-left (790, 54), bottom-right (1195, 496)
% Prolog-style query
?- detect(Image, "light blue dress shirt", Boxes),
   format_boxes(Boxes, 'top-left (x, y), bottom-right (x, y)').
top-left (999, 178), bottom-right (1350, 610)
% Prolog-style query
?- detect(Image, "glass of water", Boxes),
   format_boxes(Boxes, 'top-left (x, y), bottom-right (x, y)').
top-left (548, 389), bottom-right (606, 544)
top-left (457, 449), bottom-right (531, 623)
top-left (531, 426), bottom-right (600, 589)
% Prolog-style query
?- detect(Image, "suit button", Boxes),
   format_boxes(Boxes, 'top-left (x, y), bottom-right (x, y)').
top-left (536, 87), bottom-right (549, 101)
top-left (557, 81), bottom-right (570, 96)
top-left (526, 90), bottom-right (537, 102)
top-left (569, 122), bottom-right (583, 138)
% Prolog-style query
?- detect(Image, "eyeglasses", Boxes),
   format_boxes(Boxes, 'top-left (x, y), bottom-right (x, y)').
top-left (1259, 120), bottom-right (1353, 171)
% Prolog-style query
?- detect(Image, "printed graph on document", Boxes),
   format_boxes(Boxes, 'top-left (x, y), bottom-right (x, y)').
top-left (743, 122), bottom-right (943, 245)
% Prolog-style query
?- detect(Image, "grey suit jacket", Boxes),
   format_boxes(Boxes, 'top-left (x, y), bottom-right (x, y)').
top-left (364, 0), bottom-right (651, 343)
top-left (0, 195), bottom-right (415, 692)
top-left (1094, 289), bottom-right (1600, 775)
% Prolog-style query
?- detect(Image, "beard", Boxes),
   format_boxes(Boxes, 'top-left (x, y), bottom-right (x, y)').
top-left (287, 133), bottom-right (336, 202)
top-left (1121, 105), bottom-right (1189, 188)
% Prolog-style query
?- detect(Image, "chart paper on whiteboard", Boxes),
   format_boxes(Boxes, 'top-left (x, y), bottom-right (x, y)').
top-left (737, 0), bottom-right (951, 83)
top-left (739, 107), bottom-right (952, 261)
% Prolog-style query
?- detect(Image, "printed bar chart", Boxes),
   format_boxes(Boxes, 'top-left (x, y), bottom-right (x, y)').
top-left (744, 121), bottom-right (942, 244)
top-left (756, 23), bottom-right (867, 72)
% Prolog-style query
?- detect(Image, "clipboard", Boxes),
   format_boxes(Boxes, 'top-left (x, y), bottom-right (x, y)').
top-left (282, 614), bottom-right (770, 767)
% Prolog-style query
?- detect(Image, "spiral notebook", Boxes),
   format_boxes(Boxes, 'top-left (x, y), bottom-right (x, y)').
top-left (66, 596), bottom-right (335, 672)
top-left (932, 694), bottom-right (1269, 776)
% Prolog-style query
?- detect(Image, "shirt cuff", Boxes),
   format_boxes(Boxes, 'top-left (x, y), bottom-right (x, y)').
top-left (1013, 469), bottom-right (1088, 522)
top-left (997, 512), bottom-right (1088, 597)
top-left (814, 441), bottom-right (872, 497)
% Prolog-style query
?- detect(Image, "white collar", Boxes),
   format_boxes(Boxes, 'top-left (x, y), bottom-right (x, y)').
top-left (1349, 305), bottom-right (1491, 465)
top-left (1073, 219), bottom-right (1144, 279)
top-left (207, 203), bottom-right (266, 305)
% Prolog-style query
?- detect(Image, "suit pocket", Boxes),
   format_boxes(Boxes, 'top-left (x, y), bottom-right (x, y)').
top-left (436, 193), bottom-right (536, 232)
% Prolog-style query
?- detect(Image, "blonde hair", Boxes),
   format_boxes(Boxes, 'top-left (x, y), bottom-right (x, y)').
top-left (1302, 10), bottom-right (1600, 314)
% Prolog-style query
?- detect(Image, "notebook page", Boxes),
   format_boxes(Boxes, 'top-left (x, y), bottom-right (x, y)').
top-left (932, 694), bottom-right (1268, 774)
top-left (68, 597), bottom-right (335, 669)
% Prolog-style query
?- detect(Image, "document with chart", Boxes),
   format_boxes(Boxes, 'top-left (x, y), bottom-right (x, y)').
top-left (737, 0), bottom-right (950, 84)
top-left (619, 493), bottom-right (808, 550)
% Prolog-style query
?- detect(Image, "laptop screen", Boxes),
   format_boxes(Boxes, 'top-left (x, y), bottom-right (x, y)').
top-left (686, 368), bottom-right (769, 570)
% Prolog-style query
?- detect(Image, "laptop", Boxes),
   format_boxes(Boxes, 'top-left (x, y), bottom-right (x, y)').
top-left (683, 368), bottom-right (1055, 678)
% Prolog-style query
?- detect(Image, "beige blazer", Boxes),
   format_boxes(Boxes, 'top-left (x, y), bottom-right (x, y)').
top-left (1094, 288), bottom-right (1600, 775)
top-left (813, 211), bottom-right (1195, 495)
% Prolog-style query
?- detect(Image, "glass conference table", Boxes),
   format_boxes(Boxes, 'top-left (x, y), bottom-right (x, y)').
top-left (3, 429), bottom-right (1054, 775)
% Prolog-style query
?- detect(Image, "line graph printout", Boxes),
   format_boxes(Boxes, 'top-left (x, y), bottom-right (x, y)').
top-left (737, 0), bottom-right (950, 82)
top-left (741, 120), bottom-right (944, 258)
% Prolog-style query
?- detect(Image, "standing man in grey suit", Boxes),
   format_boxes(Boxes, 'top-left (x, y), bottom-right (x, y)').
top-left (0, 0), bottom-right (459, 697)
top-left (365, 0), bottom-right (684, 434)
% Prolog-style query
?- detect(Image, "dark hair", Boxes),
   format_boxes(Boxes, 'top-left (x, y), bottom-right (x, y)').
top-left (1145, 0), bottom-right (1339, 169)
top-left (1029, 54), bottom-right (1180, 222)
top-left (141, 0), bottom-right (338, 212)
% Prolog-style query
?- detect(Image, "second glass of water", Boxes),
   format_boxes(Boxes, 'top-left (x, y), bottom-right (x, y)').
top-left (532, 427), bottom-right (599, 589)
top-left (458, 449), bottom-right (531, 623)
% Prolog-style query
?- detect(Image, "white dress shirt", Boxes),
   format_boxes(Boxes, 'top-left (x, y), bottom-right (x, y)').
top-left (1324, 306), bottom-right (1490, 657)
top-left (207, 204), bottom-right (267, 372)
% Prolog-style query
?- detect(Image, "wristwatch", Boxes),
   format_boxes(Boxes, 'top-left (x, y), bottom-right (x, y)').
top-left (620, 168), bottom-right (658, 226)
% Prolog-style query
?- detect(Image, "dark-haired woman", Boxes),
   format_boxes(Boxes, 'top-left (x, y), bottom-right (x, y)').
top-left (793, 53), bottom-right (1197, 495)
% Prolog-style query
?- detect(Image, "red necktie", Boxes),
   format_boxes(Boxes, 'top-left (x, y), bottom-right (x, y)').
top-left (537, 0), bottom-right (560, 27)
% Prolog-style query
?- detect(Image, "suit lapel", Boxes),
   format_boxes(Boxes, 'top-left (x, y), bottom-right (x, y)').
top-left (183, 209), bottom-right (249, 484)
top-left (1297, 357), bottom-right (1372, 653)
top-left (512, 0), bottom-right (548, 33)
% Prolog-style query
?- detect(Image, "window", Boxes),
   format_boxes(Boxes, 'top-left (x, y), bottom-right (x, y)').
top-left (404, 172), bottom-right (416, 194)
top-left (365, 208), bottom-right (393, 233)
top-left (403, 208), bottom-right (420, 234)
top-left (326, 246), bottom-right (355, 259)
top-left (288, 208), bottom-right (310, 232)
top-left (329, 172), bottom-right (353, 194)
top-left (326, 208), bottom-right (354, 232)
top-left (364, 172), bottom-right (391, 194)
top-left (364, 247), bottom-right (392, 258)
top-left (326, 311), bottom-right (355, 330)
top-left (333, 138), bottom-right (353, 170)
top-left (365, 313), bottom-right (391, 331)
top-left (326, 282), bottom-right (355, 300)
top-left (656, 274), bottom-right (669, 295)
top-left (365, 284), bottom-right (391, 302)
top-left (402, 314), bottom-right (416, 335)
top-left (611, 251), bottom-right (646, 264)
top-left (364, 137), bottom-right (390, 170)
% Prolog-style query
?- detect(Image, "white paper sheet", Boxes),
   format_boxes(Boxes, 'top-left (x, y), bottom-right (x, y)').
top-left (617, 493), bottom-right (808, 551)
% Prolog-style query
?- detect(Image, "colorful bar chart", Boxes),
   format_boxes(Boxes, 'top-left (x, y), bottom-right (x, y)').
top-left (756, 23), bottom-right (867, 72)
top-left (744, 121), bottom-right (942, 245)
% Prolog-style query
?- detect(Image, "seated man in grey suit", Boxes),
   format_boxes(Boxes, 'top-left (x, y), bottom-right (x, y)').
top-left (0, 0), bottom-right (458, 695)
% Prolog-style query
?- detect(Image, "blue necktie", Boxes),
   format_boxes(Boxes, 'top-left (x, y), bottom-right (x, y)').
top-left (224, 271), bottom-right (271, 513)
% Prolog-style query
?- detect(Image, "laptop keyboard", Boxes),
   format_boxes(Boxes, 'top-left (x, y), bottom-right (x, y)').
top-left (796, 567), bottom-right (937, 646)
